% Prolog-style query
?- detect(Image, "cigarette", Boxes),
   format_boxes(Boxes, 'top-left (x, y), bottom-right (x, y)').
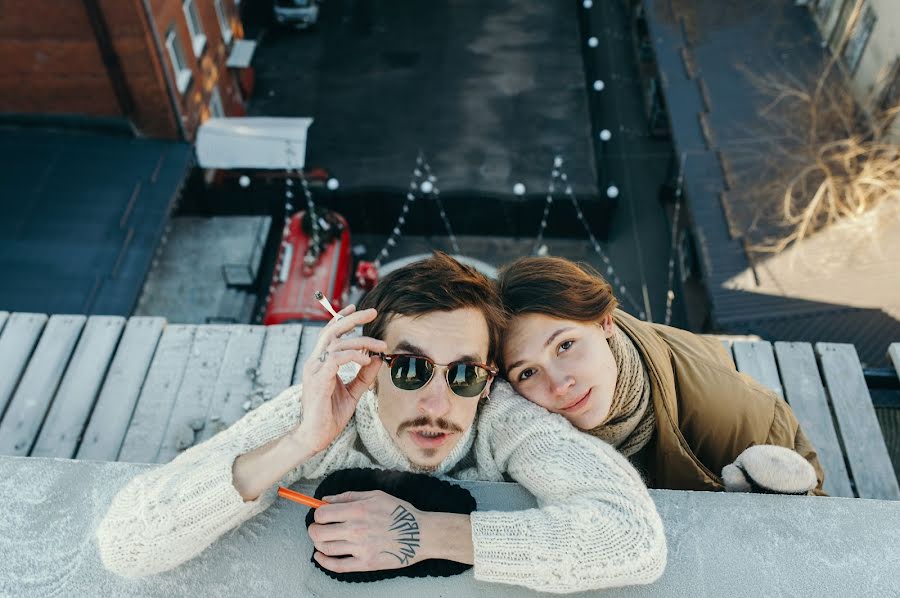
top-left (314, 290), bottom-right (343, 320)
top-left (278, 486), bottom-right (328, 509)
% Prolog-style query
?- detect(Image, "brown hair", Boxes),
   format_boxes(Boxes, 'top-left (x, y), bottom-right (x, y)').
top-left (360, 252), bottom-right (507, 365)
top-left (497, 256), bottom-right (619, 324)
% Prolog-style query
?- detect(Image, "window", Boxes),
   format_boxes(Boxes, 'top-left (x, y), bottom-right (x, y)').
top-left (165, 29), bottom-right (192, 94)
top-left (215, 0), bottom-right (233, 45)
top-left (183, 0), bottom-right (206, 57)
top-left (843, 3), bottom-right (876, 74)
top-left (209, 86), bottom-right (225, 118)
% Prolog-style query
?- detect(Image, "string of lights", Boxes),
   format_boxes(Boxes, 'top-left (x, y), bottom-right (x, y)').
top-left (533, 156), bottom-right (647, 320)
top-left (420, 156), bottom-right (461, 254)
top-left (373, 153), bottom-right (425, 269)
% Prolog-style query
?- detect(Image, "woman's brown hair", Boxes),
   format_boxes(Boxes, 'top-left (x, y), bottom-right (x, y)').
top-left (497, 256), bottom-right (619, 324)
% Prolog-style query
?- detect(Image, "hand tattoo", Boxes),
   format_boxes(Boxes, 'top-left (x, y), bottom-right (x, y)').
top-left (381, 505), bottom-right (420, 565)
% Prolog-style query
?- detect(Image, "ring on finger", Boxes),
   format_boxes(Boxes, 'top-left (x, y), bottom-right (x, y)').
top-left (318, 350), bottom-right (329, 363)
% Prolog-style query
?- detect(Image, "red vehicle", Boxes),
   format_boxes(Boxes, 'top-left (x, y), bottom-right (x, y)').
top-left (263, 210), bottom-right (352, 324)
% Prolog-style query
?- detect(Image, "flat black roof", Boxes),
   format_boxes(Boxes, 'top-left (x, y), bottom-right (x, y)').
top-left (250, 0), bottom-right (597, 198)
top-left (0, 126), bottom-right (192, 315)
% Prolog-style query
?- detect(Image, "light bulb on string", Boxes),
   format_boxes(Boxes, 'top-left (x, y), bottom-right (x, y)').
top-left (599, 129), bottom-right (612, 142)
top-left (513, 183), bottom-right (526, 196)
top-left (593, 80), bottom-right (605, 91)
top-left (607, 185), bottom-right (619, 199)
top-left (587, 37), bottom-right (599, 48)
top-left (326, 178), bottom-right (339, 191)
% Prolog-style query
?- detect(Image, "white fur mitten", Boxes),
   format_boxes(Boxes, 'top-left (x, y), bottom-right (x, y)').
top-left (721, 445), bottom-right (817, 495)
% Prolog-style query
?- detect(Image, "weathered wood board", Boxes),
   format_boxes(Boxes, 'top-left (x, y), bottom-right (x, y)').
top-left (816, 343), bottom-right (900, 500)
top-left (31, 316), bottom-right (126, 458)
top-left (77, 317), bottom-right (166, 461)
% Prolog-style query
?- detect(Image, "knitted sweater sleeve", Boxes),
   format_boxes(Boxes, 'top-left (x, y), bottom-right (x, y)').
top-left (95, 384), bottom-right (335, 578)
top-left (469, 382), bottom-right (667, 593)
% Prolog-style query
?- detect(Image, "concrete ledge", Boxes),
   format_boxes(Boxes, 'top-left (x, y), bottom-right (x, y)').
top-left (2, 456), bottom-right (899, 597)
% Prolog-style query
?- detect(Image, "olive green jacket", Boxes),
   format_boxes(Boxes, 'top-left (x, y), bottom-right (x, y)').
top-left (614, 310), bottom-right (826, 494)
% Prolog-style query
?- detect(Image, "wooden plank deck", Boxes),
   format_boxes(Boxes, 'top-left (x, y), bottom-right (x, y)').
top-left (0, 313), bottom-right (47, 418)
top-left (195, 325), bottom-right (267, 443)
top-left (732, 340), bottom-right (784, 399)
top-left (815, 343), bottom-right (900, 500)
top-left (0, 312), bottom-right (897, 501)
top-left (117, 325), bottom-right (196, 463)
top-left (0, 315), bottom-right (85, 456)
top-left (31, 316), bottom-right (126, 459)
top-left (773, 342), bottom-right (853, 498)
top-left (76, 317), bottom-right (165, 461)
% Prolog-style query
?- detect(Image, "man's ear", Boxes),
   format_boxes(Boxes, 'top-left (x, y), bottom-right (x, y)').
top-left (599, 313), bottom-right (614, 338)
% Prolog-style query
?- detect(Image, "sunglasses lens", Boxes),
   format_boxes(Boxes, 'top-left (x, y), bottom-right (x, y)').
top-left (390, 355), bottom-right (433, 390)
top-left (447, 363), bottom-right (490, 398)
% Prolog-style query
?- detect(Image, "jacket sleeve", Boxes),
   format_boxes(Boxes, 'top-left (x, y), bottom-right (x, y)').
top-left (768, 398), bottom-right (827, 495)
top-left (469, 383), bottom-right (667, 593)
top-left (95, 385), bottom-right (327, 577)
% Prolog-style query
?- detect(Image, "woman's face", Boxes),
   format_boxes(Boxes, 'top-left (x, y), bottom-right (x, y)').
top-left (503, 312), bottom-right (617, 430)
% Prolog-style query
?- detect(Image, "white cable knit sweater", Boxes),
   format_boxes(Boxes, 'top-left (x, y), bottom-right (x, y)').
top-left (96, 379), bottom-right (667, 593)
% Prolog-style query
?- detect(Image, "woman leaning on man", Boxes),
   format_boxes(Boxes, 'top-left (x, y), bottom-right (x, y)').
top-left (497, 256), bottom-right (825, 496)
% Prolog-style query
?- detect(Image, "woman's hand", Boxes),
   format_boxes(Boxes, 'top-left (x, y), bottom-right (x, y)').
top-left (292, 306), bottom-right (387, 454)
top-left (308, 490), bottom-right (475, 572)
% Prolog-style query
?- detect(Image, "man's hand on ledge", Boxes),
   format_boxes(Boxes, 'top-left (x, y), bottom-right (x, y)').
top-left (308, 490), bottom-right (474, 572)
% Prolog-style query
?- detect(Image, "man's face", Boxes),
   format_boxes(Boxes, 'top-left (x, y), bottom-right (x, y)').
top-left (374, 307), bottom-right (492, 471)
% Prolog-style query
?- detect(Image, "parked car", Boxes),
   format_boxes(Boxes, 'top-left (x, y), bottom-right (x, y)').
top-left (274, 0), bottom-right (319, 28)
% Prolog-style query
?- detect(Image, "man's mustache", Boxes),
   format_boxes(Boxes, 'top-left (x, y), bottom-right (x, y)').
top-left (397, 416), bottom-right (464, 435)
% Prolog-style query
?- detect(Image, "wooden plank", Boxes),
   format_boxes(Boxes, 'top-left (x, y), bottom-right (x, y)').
top-left (774, 342), bottom-right (854, 498)
top-left (0, 313), bottom-right (48, 418)
top-left (77, 317), bottom-right (166, 462)
top-left (720, 339), bottom-right (733, 358)
top-left (816, 343), bottom-right (900, 500)
top-left (117, 325), bottom-right (195, 463)
top-left (732, 340), bottom-right (784, 399)
top-left (31, 316), bottom-right (126, 458)
top-left (889, 343), bottom-right (900, 379)
top-left (293, 323), bottom-right (326, 384)
top-left (255, 324), bottom-right (302, 403)
top-left (0, 315), bottom-right (85, 456)
top-left (195, 325), bottom-right (266, 442)
top-left (155, 325), bottom-right (232, 463)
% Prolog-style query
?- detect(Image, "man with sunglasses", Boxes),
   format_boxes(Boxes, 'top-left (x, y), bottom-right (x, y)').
top-left (97, 253), bottom-right (666, 593)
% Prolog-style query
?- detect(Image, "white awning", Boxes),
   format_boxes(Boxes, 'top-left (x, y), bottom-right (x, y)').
top-left (226, 39), bottom-right (257, 68)
top-left (196, 117), bottom-right (313, 169)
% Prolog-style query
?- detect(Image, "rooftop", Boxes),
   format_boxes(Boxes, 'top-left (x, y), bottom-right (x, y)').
top-left (643, 0), bottom-right (900, 367)
top-left (0, 125), bottom-right (192, 316)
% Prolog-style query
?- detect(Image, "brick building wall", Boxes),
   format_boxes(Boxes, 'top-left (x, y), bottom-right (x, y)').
top-left (0, 0), bottom-right (244, 140)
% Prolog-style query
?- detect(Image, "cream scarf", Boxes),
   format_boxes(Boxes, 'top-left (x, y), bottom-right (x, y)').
top-left (587, 327), bottom-right (655, 458)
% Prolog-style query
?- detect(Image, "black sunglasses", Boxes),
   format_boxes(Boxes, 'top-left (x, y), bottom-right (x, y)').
top-left (377, 353), bottom-right (498, 398)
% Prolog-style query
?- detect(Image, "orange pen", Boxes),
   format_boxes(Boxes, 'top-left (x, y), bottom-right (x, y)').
top-left (278, 486), bottom-right (328, 509)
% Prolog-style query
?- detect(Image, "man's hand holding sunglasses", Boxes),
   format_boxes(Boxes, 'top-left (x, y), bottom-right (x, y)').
top-left (294, 304), bottom-right (388, 454)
